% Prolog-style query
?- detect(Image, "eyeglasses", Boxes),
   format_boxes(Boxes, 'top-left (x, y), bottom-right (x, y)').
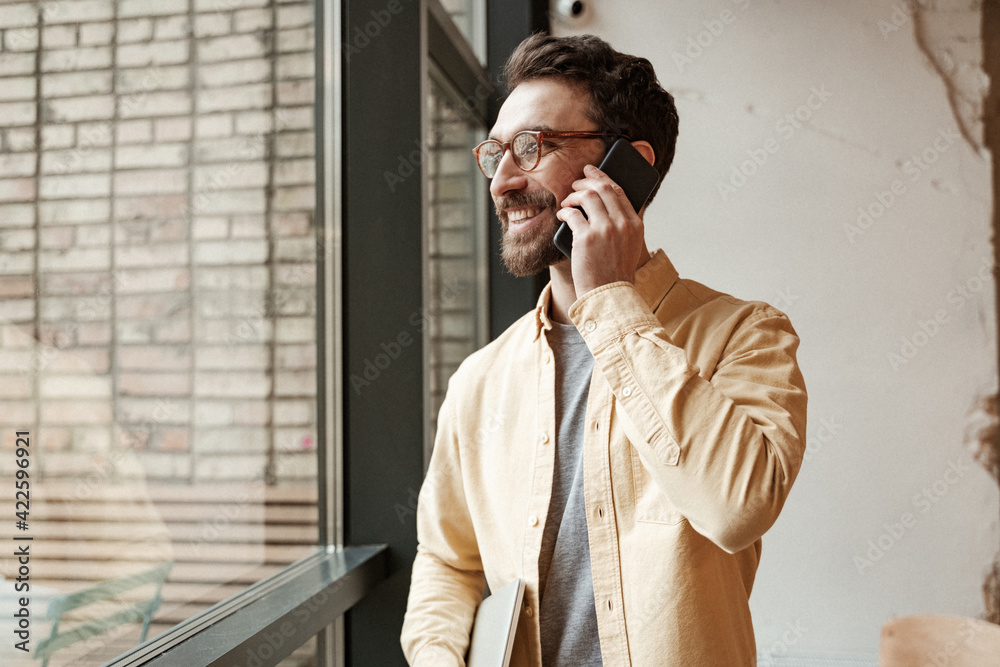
top-left (472, 130), bottom-right (627, 179)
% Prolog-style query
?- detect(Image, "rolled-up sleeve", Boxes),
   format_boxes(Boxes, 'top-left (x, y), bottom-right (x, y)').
top-left (569, 281), bottom-right (807, 553)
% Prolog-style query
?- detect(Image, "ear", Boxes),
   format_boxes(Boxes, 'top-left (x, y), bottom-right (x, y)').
top-left (630, 140), bottom-right (655, 167)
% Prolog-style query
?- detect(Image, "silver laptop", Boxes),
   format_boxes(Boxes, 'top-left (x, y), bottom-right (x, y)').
top-left (466, 579), bottom-right (526, 667)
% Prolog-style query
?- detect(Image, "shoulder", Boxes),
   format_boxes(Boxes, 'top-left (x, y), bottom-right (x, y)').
top-left (663, 277), bottom-right (799, 344)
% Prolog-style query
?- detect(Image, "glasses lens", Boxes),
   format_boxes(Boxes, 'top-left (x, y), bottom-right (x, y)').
top-left (477, 142), bottom-right (503, 177)
top-left (512, 133), bottom-right (539, 170)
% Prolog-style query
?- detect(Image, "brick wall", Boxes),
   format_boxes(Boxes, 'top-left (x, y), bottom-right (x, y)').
top-left (0, 0), bottom-right (318, 485)
top-left (424, 73), bottom-right (487, 447)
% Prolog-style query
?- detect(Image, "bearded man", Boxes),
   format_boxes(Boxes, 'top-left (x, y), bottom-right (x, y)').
top-left (401, 33), bottom-right (808, 667)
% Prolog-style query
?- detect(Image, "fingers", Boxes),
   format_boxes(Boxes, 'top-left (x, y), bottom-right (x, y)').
top-left (560, 164), bottom-right (635, 227)
top-left (555, 204), bottom-right (588, 232)
top-left (556, 164), bottom-right (647, 296)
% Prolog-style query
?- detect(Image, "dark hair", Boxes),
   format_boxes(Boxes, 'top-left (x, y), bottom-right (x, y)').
top-left (502, 33), bottom-right (679, 202)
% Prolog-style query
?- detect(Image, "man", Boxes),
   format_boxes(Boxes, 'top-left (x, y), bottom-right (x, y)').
top-left (402, 33), bottom-right (807, 666)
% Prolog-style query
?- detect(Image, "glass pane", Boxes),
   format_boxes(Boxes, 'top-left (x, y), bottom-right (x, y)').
top-left (438, 0), bottom-right (485, 63)
top-left (0, 0), bottom-right (320, 664)
top-left (424, 67), bottom-right (488, 454)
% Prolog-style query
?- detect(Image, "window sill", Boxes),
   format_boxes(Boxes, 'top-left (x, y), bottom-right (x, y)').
top-left (105, 545), bottom-right (388, 667)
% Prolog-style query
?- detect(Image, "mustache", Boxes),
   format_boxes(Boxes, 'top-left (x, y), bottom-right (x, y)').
top-left (494, 191), bottom-right (558, 223)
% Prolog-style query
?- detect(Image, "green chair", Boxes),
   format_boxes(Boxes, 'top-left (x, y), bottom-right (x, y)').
top-left (35, 562), bottom-right (172, 667)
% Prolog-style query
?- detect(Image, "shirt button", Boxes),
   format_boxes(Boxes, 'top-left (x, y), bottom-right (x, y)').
top-left (525, 606), bottom-right (533, 617)
top-left (539, 432), bottom-right (549, 444)
top-left (528, 515), bottom-right (538, 527)
top-left (583, 320), bottom-right (596, 333)
top-left (544, 354), bottom-right (552, 364)
top-left (622, 387), bottom-right (632, 397)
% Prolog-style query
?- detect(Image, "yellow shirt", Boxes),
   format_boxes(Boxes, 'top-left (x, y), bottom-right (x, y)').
top-left (402, 250), bottom-right (808, 666)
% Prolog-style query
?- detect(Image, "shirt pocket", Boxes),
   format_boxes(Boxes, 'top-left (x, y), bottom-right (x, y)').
top-left (630, 443), bottom-right (684, 525)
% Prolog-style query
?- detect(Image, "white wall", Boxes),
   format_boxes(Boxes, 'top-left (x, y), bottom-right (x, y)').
top-left (552, 0), bottom-right (999, 658)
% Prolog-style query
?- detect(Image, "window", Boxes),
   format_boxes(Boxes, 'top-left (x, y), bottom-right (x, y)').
top-left (423, 64), bottom-right (489, 459)
top-left (0, 0), bottom-right (320, 663)
top-left (438, 0), bottom-right (486, 64)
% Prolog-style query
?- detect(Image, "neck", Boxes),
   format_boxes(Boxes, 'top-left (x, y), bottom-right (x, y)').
top-left (548, 259), bottom-right (576, 324)
top-left (547, 243), bottom-right (652, 324)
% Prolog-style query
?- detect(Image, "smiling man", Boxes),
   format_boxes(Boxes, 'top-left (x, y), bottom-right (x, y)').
top-left (401, 34), bottom-right (808, 667)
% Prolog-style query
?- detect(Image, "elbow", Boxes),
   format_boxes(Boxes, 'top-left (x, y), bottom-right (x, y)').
top-left (711, 523), bottom-right (765, 555)
top-left (711, 442), bottom-right (801, 553)
top-left (696, 497), bottom-right (785, 554)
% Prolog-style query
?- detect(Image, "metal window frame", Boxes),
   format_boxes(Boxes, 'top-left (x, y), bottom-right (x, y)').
top-left (316, 0), bottom-right (348, 660)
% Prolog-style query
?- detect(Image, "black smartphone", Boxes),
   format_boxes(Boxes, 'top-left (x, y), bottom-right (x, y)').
top-left (553, 138), bottom-right (661, 258)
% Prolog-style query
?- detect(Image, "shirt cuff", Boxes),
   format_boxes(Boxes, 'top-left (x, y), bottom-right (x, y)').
top-left (568, 281), bottom-right (659, 349)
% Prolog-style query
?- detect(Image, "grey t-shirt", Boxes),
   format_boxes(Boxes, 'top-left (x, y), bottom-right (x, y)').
top-left (538, 321), bottom-right (603, 666)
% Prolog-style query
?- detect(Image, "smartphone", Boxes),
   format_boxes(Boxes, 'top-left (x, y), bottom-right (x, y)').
top-left (553, 138), bottom-right (661, 258)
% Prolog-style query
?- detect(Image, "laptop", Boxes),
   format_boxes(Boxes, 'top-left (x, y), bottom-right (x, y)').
top-left (466, 578), bottom-right (526, 667)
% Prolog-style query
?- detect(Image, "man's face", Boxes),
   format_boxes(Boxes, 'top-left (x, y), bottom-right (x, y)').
top-left (489, 78), bottom-right (606, 276)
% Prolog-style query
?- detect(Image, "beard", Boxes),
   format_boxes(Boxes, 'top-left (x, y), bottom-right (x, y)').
top-left (496, 190), bottom-right (567, 277)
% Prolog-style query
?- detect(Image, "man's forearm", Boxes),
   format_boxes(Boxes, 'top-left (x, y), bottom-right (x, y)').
top-left (402, 546), bottom-right (485, 666)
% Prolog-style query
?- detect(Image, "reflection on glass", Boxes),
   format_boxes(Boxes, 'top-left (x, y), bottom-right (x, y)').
top-left (439, 0), bottom-right (486, 63)
top-left (423, 68), bottom-right (489, 453)
top-left (0, 0), bottom-right (319, 664)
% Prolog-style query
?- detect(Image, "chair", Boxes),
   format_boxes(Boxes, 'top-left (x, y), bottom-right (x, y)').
top-left (35, 562), bottom-right (172, 667)
top-left (879, 614), bottom-right (1000, 666)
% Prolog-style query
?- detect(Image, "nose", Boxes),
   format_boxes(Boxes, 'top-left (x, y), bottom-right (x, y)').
top-left (489, 150), bottom-right (527, 198)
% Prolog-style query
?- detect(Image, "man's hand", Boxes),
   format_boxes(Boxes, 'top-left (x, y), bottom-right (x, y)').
top-left (556, 163), bottom-right (648, 298)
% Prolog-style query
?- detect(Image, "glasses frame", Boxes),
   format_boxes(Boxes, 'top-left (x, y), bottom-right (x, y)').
top-left (472, 130), bottom-right (629, 178)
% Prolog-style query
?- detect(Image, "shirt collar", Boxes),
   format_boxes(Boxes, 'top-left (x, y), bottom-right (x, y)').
top-left (532, 249), bottom-right (679, 339)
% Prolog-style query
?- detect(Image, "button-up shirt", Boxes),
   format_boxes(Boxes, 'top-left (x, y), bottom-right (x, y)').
top-left (401, 250), bottom-right (808, 666)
